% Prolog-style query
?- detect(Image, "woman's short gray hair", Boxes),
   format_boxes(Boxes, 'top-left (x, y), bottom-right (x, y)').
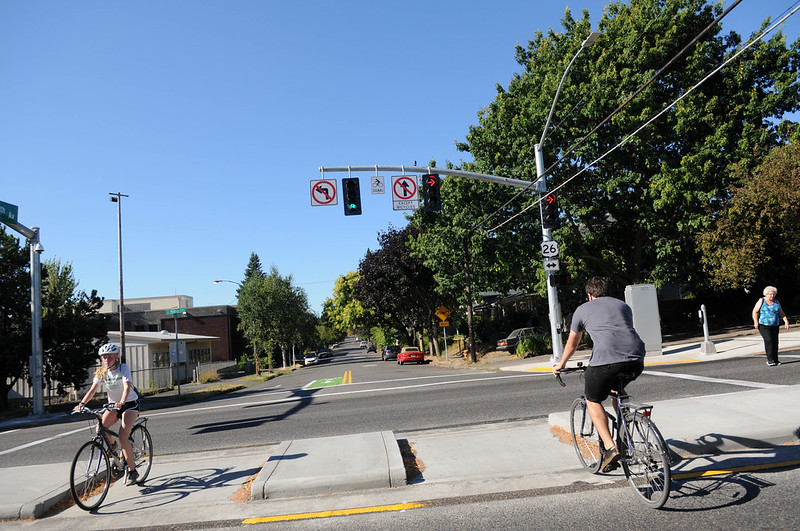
top-left (763, 286), bottom-right (778, 296)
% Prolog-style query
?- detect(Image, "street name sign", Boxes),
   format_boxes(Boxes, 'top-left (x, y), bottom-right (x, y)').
top-left (0, 200), bottom-right (19, 225)
top-left (166, 307), bottom-right (186, 315)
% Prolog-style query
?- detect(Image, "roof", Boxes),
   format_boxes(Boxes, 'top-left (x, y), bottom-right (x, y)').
top-left (108, 331), bottom-right (220, 344)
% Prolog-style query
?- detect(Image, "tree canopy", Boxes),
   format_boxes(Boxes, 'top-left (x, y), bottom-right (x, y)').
top-left (421, 0), bottom-right (799, 299)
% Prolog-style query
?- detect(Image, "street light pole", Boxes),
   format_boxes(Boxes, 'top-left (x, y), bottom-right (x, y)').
top-left (537, 31), bottom-right (600, 365)
top-left (109, 192), bottom-right (129, 362)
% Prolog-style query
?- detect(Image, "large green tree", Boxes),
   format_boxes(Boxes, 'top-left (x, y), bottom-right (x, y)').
top-left (41, 259), bottom-right (107, 398)
top-left (453, 0), bottom-right (799, 293)
top-left (697, 143), bottom-right (800, 290)
top-left (322, 271), bottom-right (372, 336)
top-left (237, 265), bottom-right (311, 371)
top-left (0, 227), bottom-right (30, 409)
top-left (356, 225), bottom-right (444, 351)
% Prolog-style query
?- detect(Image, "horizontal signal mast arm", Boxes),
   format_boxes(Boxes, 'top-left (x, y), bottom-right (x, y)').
top-left (319, 165), bottom-right (537, 191)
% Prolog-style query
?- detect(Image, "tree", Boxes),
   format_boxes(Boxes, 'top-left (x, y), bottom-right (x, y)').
top-left (243, 252), bottom-right (266, 283)
top-left (322, 272), bottom-right (371, 336)
top-left (0, 227), bottom-right (30, 410)
top-left (697, 143), bottom-right (800, 290)
top-left (456, 0), bottom-right (800, 293)
top-left (41, 259), bottom-right (108, 398)
top-left (237, 265), bottom-right (311, 371)
top-left (356, 225), bottom-right (443, 353)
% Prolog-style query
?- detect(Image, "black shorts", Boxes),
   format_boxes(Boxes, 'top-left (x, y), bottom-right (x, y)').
top-left (584, 360), bottom-right (644, 403)
top-left (116, 400), bottom-right (140, 418)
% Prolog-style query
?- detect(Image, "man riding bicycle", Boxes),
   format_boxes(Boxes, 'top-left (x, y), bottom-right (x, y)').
top-left (553, 277), bottom-right (645, 473)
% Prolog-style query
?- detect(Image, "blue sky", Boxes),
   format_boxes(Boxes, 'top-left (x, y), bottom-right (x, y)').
top-left (2, 1), bottom-right (798, 315)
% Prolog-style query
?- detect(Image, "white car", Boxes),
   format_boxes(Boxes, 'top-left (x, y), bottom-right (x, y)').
top-left (303, 352), bottom-right (319, 366)
top-left (359, 340), bottom-right (367, 348)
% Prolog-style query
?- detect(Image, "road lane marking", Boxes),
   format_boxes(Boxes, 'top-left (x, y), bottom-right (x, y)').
top-left (4, 372), bottom-right (533, 456)
top-left (0, 425), bottom-right (85, 456)
top-left (242, 502), bottom-right (426, 523)
top-left (642, 370), bottom-right (785, 389)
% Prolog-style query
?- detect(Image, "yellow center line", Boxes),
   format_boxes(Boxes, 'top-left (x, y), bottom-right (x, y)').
top-left (242, 502), bottom-right (426, 524)
top-left (343, 370), bottom-right (352, 384)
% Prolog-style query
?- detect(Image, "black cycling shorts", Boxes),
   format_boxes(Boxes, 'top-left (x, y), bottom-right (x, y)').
top-left (116, 399), bottom-right (140, 418)
top-left (584, 360), bottom-right (644, 403)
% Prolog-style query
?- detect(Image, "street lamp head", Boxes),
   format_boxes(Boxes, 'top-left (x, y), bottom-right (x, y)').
top-left (582, 31), bottom-right (601, 48)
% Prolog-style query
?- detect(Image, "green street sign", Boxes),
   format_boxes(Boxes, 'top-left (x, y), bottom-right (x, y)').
top-left (166, 307), bottom-right (186, 315)
top-left (0, 200), bottom-right (19, 225)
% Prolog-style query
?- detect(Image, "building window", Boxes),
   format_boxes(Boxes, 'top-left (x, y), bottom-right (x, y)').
top-left (189, 348), bottom-right (211, 364)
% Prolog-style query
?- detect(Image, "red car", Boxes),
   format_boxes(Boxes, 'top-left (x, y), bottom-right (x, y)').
top-left (397, 346), bottom-right (425, 365)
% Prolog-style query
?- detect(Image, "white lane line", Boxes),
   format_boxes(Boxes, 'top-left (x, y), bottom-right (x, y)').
top-left (0, 426), bottom-right (86, 456)
top-left (643, 370), bottom-right (785, 389)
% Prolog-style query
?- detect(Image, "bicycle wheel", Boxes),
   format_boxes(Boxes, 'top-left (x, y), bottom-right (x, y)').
top-left (129, 425), bottom-right (153, 483)
top-left (70, 441), bottom-right (111, 511)
top-left (569, 398), bottom-right (602, 474)
top-left (621, 416), bottom-right (671, 508)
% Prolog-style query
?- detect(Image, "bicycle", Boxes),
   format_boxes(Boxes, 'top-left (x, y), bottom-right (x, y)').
top-left (556, 363), bottom-right (672, 508)
top-left (69, 404), bottom-right (153, 511)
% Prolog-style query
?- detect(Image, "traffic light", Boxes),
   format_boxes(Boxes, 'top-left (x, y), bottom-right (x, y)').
top-left (422, 174), bottom-right (442, 212)
top-left (549, 272), bottom-right (572, 286)
top-left (541, 192), bottom-right (559, 229)
top-left (342, 178), bottom-right (362, 216)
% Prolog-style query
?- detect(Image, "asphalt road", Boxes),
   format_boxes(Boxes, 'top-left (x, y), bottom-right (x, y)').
top-left (232, 465), bottom-right (800, 530)
top-left (2, 342), bottom-right (798, 469)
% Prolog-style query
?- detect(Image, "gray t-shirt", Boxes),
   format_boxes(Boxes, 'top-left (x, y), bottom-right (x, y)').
top-left (570, 296), bottom-right (645, 366)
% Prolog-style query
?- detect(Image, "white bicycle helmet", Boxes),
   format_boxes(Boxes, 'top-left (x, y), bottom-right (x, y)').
top-left (98, 343), bottom-right (121, 356)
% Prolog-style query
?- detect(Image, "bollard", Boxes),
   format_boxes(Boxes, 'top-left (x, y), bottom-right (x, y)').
top-left (699, 304), bottom-right (717, 355)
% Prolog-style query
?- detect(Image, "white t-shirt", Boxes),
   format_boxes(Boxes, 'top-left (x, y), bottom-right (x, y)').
top-left (93, 363), bottom-right (139, 403)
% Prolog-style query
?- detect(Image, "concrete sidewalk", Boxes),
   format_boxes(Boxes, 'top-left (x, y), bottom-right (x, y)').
top-left (2, 329), bottom-right (799, 526)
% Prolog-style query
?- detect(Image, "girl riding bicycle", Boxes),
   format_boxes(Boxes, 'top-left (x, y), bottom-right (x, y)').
top-left (73, 343), bottom-right (141, 486)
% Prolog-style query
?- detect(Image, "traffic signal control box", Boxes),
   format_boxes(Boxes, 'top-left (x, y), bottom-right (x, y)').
top-left (342, 177), bottom-right (362, 216)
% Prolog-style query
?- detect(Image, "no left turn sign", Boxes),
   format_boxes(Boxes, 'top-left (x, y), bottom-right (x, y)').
top-left (310, 179), bottom-right (338, 206)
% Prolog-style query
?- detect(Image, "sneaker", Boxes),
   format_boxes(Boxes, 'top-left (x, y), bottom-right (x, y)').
top-left (767, 362), bottom-right (779, 366)
top-left (600, 446), bottom-right (621, 473)
top-left (125, 468), bottom-right (139, 486)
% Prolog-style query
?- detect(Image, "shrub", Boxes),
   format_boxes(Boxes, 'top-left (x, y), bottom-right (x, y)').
top-left (198, 370), bottom-right (220, 384)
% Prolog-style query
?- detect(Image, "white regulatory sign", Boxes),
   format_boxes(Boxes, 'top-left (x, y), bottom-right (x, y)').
top-left (540, 240), bottom-right (559, 258)
top-left (543, 259), bottom-right (560, 272)
top-left (371, 176), bottom-right (385, 194)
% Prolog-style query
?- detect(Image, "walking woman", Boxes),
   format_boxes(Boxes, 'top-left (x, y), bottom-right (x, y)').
top-left (752, 286), bottom-right (790, 366)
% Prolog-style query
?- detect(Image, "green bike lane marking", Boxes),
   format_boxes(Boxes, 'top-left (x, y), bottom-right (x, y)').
top-left (306, 377), bottom-right (343, 389)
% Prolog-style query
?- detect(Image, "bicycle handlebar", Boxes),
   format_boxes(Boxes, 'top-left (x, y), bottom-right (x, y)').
top-left (71, 403), bottom-right (120, 416)
top-left (554, 363), bottom-right (586, 388)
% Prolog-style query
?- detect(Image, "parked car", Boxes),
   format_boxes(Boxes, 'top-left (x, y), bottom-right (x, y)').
top-left (496, 327), bottom-right (542, 352)
top-left (366, 342), bottom-right (377, 353)
top-left (397, 346), bottom-right (424, 365)
top-left (317, 348), bottom-right (332, 359)
top-left (382, 345), bottom-right (402, 361)
top-left (303, 352), bottom-right (319, 366)
top-left (359, 340), bottom-right (367, 348)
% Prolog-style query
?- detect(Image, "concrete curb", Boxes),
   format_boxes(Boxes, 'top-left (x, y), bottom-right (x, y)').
top-left (252, 431), bottom-right (406, 500)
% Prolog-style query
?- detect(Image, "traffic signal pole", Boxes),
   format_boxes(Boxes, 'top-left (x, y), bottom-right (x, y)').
top-left (535, 144), bottom-right (564, 364)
